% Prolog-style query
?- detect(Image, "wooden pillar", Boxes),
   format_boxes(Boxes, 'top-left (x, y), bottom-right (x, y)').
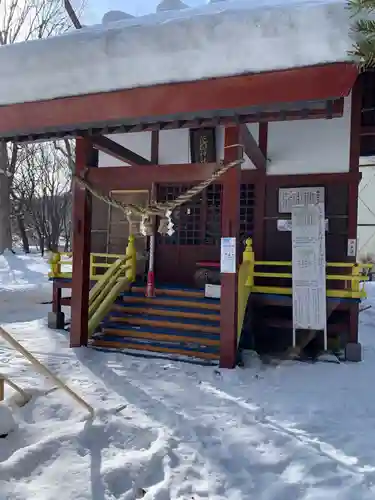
top-left (151, 131), bottom-right (159, 164)
top-left (348, 77), bottom-right (362, 259)
top-left (52, 282), bottom-right (62, 314)
top-left (253, 123), bottom-right (268, 258)
top-left (348, 77), bottom-right (362, 343)
top-left (70, 138), bottom-right (98, 347)
top-left (220, 126), bottom-right (241, 368)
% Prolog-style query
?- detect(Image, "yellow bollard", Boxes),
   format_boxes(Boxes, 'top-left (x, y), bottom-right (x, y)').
top-left (237, 238), bottom-right (255, 343)
top-left (244, 238), bottom-right (255, 288)
top-left (352, 264), bottom-right (360, 296)
top-left (90, 254), bottom-right (95, 280)
top-left (49, 252), bottom-right (61, 278)
top-left (125, 235), bottom-right (137, 283)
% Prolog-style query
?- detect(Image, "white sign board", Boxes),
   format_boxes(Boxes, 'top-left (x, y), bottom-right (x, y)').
top-left (205, 284), bottom-right (221, 299)
top-left (279, 187), bottom-right (324, 213)
top-left (290, 187), bottom-right (327, 349)
top-left (277, 219), bottom-right (328, 232)
top-left (292, 205), bottom-right (327, 330)
top-left (347, 239), bottom-right (357, 257)
top-left (220, 237), bottom-right (236, 273)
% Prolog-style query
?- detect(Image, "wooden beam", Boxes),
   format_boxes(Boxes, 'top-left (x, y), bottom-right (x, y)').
top-left (253, 122), bottom-right (268, 259)
top-left (220, 126), bottom-right (241, 369)
top-left (86, 162), bottom-right (220, 188)
top-left (265, 170), bottom-right (361, 186)
top-left (348, 76), bottom-right (363, 345)
top-left (64, 0), bottom-right (82, 29)
top-left (52, 281), bottom-right (62, 315)
top-left (70, 138), bottom-right (97, 347)
top-left (85, 163), bottom-right (359, 193)
top-left (240, 125), bottom-right (266, 170)
top-left (361, 126), bottom-right (375, 136)
top-left (8, 99), bottom-right (345, 144)
top-left (151, 131), bottom-right (159, 164)
top-left (258, 123), bottom-right (268, 157)
top-left (91, 135), bottom-right (151, 166)
top-left (0, 64), bottom-right (356, 140)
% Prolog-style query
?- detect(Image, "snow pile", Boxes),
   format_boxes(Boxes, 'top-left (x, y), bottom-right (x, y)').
top-left (0, 250), bottom-right (49, 291)
top-left (0, 0), bottom-right (354, 106)
top-left (0, 251), bottom-right (52, 326)
top-left (156, 0), bottom-right (188, 11)
top-left (1, 253), bottom-right (375, 498)
top-left (101, 11), bottom-right (134, 24)
top-left (0, 403), bottom-right (15, 437)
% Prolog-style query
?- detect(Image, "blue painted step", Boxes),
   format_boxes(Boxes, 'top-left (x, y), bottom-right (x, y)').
top-left (99, 322), bottom-right (220, 340)
top-left (138, 284), bottom-right (205, 292)
top-left (93, 335), bottom-right (220, 354)
top-left (113, 301), bottom-right (220, 316)
top-left (108, 311), bottom-right (219, 328)
top-left (89, 345), bottom-right (218, 366)
top-left (119, 293), bottom-right (220, 305)
top-left (96, 284), bottom-right (221, 360)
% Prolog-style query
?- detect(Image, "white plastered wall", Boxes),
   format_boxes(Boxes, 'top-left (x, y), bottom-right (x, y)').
top-left (357, 165), bottom-right (375, 259)
top-left (99, 95), bottom-right (352, 173)
top-left (266, 96), bottom-right (351, 175)
top-left (99, 129), bottom-right (191, 167)
top-left (99, 132), bottom-right (152, 167)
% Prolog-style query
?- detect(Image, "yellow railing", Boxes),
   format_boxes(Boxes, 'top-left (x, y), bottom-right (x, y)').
top-left (49, 237), bottom-right (138, 338)
top-left (237, 238), bottom-right (254, 343)
top-left (89, 258), bottom-right (128, 316)
top-left (48, 235), bottom-right (137, 283)
top-left (237, 238), bottom-right (372, 342)
top-left (88, 262), bottom-right (131, 338)
top-left (249, 261), bottom-right (370, 300)
top-left (87, 236), bottom-right (138, 337)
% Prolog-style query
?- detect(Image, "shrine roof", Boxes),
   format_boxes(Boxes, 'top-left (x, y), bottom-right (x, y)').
top-left (0, 0), bottom-right (354, 106)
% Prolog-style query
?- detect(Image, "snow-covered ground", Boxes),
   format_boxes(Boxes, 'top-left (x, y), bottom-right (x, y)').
top-left (1, 252), bottom-right (375, 499)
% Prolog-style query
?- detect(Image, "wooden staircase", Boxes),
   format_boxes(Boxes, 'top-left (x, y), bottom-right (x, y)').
top-left (247, 294), bottom-right (352, 356)
top-left (90, 285), bottom-right (221, 362)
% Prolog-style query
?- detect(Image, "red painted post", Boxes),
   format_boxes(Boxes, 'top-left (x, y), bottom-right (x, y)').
top-left (347, 77), bottom-right (362, 344)
top-left (70, 138), bottom-right (97, 347)
top-left (52, 282), bottom-right (61, 314)
top-left (253, 122), bottom-right (268, 259)
top-left (220, 126), bottom-right (241, 368)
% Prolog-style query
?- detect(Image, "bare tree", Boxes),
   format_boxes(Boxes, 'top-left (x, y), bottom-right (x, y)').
top-left (0, 0), bottom-right (84, 253)
top-left (12, 143), bottom-right (72, 254)
top-left (54, 139), bottom-right (75, 251)
top-left (10, 144), bottom-right (37, 253)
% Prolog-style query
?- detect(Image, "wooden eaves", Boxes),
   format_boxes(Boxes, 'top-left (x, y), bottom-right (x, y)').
top-left (0, 63), bottom-right (357, 144)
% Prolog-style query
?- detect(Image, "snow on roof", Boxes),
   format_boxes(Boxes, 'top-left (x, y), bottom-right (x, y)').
top-left (157, 0), bottom-right (189, 11)
top-left (0, 0), bottom-right (354, 106)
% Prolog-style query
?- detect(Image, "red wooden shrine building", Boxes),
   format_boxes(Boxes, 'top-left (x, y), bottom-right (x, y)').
top-left (0, 0), bottom-right (371, 367)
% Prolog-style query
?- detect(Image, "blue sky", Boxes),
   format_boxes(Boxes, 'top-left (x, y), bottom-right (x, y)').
top-left (84, 0), bottom-right (206, 24)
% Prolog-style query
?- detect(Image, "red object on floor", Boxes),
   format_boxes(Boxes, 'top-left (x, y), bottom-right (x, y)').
top-left (146, 271), bottom-right (155, 298)
top-left (196, 261), bottom-right (220, 268)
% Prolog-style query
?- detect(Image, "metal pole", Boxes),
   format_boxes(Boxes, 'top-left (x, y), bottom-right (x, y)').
top-left (146, 231), bottom-right (156, 297)
top-left (0, 328), bottom-right (94, 416)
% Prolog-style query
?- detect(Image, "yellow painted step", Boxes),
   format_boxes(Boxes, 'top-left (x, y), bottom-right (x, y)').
top-left (123, 296), bottom-right (221, 311)
top-left (91, 339), bottom-right (220, 360)
top-left (131, 286), bottom-right (205, 299)
top-left (112, 304), bottom-right (219, 322)
top-left (108, 316), bottom-right (220, 333)
top-left (102, 328), bottom-right (220, 346)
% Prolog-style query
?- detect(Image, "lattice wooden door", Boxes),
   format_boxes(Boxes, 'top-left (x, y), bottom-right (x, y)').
top-left (155, 184), bottom-right (222, 285)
